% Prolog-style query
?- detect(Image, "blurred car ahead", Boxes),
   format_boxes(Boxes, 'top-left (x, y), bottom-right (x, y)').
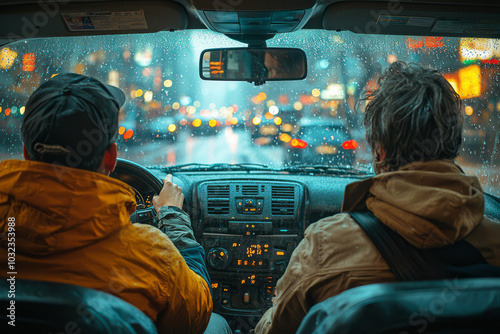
top-left (285, 118), bottom-right (357, 166)
top-left (147, 116), bottom-right (179, 142)
top-left (189, 115), bottom-right (222, 137)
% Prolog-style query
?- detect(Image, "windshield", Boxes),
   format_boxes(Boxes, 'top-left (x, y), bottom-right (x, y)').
top-left (1, 30), bottom-right (499, 196)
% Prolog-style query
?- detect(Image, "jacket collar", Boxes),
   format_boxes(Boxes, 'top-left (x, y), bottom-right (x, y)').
top-left (342, 160), bottom-right (484, 248)
top-left (0, 159), bottom-right (136, 255)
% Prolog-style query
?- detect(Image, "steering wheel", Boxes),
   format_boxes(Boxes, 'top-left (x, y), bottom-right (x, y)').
top-left (110, 158), bottom-right (163, 226)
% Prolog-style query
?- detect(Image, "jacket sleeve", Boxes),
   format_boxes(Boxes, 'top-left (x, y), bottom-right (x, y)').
top-left (157, 206), bottom-right (211, 294)
top-left (155, 240), bottom-right (213, 334)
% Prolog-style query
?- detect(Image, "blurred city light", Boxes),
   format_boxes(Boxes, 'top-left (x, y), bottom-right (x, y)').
top-left (290, 139), bottom-right (308, 149)
top-left (342, 140), bottom-right (358, 150)
top-left (144, 91), bottom-right (153, 102)
top-left (465, 106), bottom-right (474, 116)
top-left (134, 49), bottom-right (153, 67)
top-left (108, 70), bottom-right (119, 87)
top-left (269, 105), bottom-right (279, 115)
top-left (193, 119), bottom-right (202, 127)
top-left (0, 47), bottom-right (17, 70)
top-left (123, 129), bottom-right (134, 140)
top-left (22, 53), bottom-right (35, 71)
top-left (252, 117), bottom-right (262, 125)
top-left (279, 133), bottom-right (292, 143)
top-left (319, 59), bottom-right (329, 69)
top-left (458, 65), bottom-right (481, 99)
top-left (282, 124), bottom-right (293, 132)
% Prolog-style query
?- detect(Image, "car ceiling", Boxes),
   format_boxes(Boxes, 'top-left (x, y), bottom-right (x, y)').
top-left (1, 0), bottom-right (500, 46)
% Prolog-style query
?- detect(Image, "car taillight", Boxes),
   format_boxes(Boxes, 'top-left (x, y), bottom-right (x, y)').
top-left (290, 139), bottom-right (308, 149)
top-left (342, 139), bottom-right (357, 150)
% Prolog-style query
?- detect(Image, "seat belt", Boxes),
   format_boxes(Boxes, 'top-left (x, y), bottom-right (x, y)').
top-left (348, 211), bottom-right (500, 281)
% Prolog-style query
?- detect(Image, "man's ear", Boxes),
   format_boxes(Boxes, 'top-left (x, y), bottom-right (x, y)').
top-left (102, 143), bottom-right (118, 174)
top-left (377, 147), bottom-right (387, 161)
top-left (23, 144), bottom-right (30, 160)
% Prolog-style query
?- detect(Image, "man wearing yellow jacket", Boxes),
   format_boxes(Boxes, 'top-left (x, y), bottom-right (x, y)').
top-left (0, 74), bottom-right (230, 334)
top-left (255, 62), bottom-right (500, 334)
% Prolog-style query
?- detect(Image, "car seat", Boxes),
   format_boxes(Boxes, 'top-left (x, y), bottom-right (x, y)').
top-left (297, 278), bottom-right (500, 334)
top-left (0, 278), bottom-right (158, 333)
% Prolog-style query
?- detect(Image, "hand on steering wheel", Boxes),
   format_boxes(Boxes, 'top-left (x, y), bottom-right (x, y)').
top-left (152, 174), bottom-right (184, 214)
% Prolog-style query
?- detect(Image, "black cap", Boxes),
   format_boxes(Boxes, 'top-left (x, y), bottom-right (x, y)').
top-left (22, 73), bottom-right (126, 169)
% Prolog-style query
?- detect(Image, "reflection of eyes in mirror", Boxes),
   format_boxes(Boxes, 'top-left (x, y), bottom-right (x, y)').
top-left (264, 52), bottom-right (304, 79)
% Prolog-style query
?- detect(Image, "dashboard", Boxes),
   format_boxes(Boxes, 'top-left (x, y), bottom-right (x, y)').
top-left (110, 159), bottom-right (500, 330)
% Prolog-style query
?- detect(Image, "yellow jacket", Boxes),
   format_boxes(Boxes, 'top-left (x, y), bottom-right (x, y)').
top-left (0, 159), bottom-right (212, 334)
top-left (256, 160), bottom-right (500, 334)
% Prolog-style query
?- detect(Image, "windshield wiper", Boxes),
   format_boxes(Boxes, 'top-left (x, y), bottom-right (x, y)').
top-left (150, 163), bottom-right (271, 173)
top-left (280, 165), bottom-right (373, 176)
top-left (149, 163), bottom-right (373, 176)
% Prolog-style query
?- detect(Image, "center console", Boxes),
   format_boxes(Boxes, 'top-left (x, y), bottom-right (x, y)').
top-left (193, 180), bottom-right (306, 316)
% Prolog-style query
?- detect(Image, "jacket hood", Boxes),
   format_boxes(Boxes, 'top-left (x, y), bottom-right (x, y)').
top-left (0, 159), bottom-right (136, 256)
top-left (343, 160), bottom-right (484, 248)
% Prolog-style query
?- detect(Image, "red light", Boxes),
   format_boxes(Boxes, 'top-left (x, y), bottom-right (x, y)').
top-left (342, 140), bottom-right (357, 150)
top-left (123, 129), bottom-right (134, 140)
top-left (481, 59), bottom-right (500, 65)
top-left (290, 139), bottom-right (308, 149)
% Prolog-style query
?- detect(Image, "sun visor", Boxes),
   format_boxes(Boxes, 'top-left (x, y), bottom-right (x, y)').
top-left (323, 1), bottom-right (500, 39)
top-left (0, 1), bottom-right (188, 42)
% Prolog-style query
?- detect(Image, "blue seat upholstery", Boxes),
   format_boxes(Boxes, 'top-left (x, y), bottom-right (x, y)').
top-left (297, 278), bottom-right (500, 334)
top-left (0, 279), bottom-right (158, 333)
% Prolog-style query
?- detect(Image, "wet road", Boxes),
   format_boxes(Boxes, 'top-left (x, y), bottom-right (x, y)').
top-left (119, 127), bottom-right (286, 168)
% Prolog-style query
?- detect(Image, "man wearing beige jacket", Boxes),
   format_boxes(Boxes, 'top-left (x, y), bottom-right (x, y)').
top-left (255, 61), bottom-right (500, 334)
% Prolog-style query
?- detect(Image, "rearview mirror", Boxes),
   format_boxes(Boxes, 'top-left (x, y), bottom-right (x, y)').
top-left (199, 48), bottom-right (307, 85)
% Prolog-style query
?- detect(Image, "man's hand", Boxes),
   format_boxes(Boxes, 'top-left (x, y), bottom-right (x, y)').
top-left (153, 174), bottom-right (184, 214)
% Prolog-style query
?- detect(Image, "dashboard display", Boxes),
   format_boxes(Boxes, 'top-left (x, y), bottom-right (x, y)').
top-left (246, 244), bottom-right (263, 258)
top-left (131, 186), bottom-right (154, 208)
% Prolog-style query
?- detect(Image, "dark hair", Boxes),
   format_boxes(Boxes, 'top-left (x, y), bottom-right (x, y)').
top-left (362, 61), bottom-right (463, 171)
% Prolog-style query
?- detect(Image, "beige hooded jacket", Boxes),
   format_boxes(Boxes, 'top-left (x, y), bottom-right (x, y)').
top-left (255, 160), bottom-right (500, 334)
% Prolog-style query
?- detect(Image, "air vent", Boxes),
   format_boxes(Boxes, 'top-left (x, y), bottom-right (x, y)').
top-left (207, 185), bottom-right (230, 214)
top-left (271, 186), bottom-right (295, 215)
top-left (272, 186), bottom-right (294, 199)
top-left (242, 185), bottom-right (259, 196)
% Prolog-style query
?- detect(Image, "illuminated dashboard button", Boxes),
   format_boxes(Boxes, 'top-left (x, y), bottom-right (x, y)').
top-left (243, 292), bottom-right (250, 304)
